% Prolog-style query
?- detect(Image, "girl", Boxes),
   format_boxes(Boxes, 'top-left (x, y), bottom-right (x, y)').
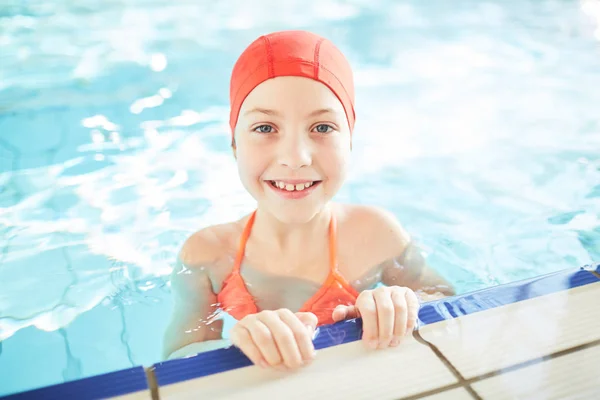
top-left (163, 30), bottom-right (454, 370)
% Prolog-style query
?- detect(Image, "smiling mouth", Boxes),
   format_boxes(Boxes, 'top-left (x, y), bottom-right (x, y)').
top-left (267, 180), bottom-right (322, 192)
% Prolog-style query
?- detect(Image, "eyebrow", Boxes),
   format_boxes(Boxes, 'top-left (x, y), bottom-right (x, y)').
top-left (244, 107), bottom-right (281, 117)
top-left (243, 108), bottom-right (336, 118)
top-left (308, 108), bottom-right (336, 117)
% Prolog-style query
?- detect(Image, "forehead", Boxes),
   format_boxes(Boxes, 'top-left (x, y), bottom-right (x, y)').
top-left (239, 76), bottom-right (346, 115)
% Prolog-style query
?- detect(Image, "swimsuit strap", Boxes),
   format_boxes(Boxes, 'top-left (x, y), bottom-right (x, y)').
top-left (232, 210), bottom-right (257, 275)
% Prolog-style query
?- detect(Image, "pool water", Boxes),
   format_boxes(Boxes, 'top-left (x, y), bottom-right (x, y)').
top-left (1, 0), bottom-right (599, 396)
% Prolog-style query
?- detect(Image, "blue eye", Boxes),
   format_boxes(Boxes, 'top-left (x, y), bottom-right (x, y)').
top-left (314, 124), bottom-right (333, 134)
top-left (254, 125), bottom-right (274, 133)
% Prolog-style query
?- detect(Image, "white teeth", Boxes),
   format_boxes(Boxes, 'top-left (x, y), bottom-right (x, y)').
top-left (271, 181), bottom-right (316, 191)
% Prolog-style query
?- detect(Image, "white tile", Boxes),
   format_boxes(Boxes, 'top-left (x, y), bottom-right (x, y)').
top-left (419, 282), bottom-right (600, 379)
top-left (418, 387), bottom-right (474, 400)
top-left (473, 344), bottom-right (600, 400)
top-left (159, 335), bottom-right (456, 400)
top-left (111, 389), bottom-right (152, 399)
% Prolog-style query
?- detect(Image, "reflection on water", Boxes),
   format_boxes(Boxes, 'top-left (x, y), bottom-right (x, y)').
top-left (0, 0), bottom-right (599, 395)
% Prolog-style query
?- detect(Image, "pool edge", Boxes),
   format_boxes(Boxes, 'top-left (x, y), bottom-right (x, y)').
top-left (2, 263), bottom-right (599, 399)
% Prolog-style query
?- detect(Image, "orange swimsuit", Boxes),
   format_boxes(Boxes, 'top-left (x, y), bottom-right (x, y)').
top-left (217, 211), bottom-right (359, 326)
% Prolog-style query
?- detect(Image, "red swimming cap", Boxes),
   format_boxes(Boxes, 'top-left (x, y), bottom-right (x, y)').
top-left (229, 30), bottom-right (356, 138)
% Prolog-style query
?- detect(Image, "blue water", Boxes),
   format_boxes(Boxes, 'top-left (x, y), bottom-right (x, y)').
top-left (1, 0), bottom-right (600, 396)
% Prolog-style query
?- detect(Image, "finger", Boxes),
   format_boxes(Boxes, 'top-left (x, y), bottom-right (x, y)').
top-left (258, 311), bottom-right (302, 369)
top-left (295, 311), bottom-right (318, 332)
top-left (356, 291), bottom-right (378, 349)
top-left (405, 289), bottom-right (420, 333)
top-left (230, 324), bottom-right (266, 367)
top-left (373, 288), bottom-right (395, 348)
top-left (244, 315), bottom-right (282, 367)
top-left (391, 288), bottom-right (408, 346)
top-left (279, 310), bottom-right (316, 365)
top-left (332, 305), bottom-right (358, 322)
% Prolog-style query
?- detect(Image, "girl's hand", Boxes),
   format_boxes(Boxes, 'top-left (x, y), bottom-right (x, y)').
top-left (230, 309), bottom-right (318, 370)
top-left (332, 286), bottom-right (419, 349)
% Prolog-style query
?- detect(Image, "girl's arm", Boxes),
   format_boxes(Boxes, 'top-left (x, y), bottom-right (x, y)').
top-left (360, 206), bottom-right (455, 299)
top-left (381, 241), bottom-right (455, 300)
top-left (162, 238), bottom-right (225, 360)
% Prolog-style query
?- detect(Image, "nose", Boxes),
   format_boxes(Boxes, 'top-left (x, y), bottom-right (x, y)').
top-left (277, 132), bottom-right (312, 170)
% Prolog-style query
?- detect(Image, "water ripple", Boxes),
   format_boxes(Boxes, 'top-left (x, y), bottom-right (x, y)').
top-left (1, 0), bottom-right (599, 341)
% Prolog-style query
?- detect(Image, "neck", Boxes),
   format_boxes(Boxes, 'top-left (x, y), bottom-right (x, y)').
top-left (252, 204), bottom-right (333, 253)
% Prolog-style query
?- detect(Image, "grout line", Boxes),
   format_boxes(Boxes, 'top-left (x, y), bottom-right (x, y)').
top-left (144, 367), bottom-right (160, 400)
top-left (398, 335), bottom-right (600, 399)
top-left (410, 330), bottom-right (483, 400)
top-left (465, 338), bottom-right (600, 385)
top-left (58, 328), bottom-right (83, 382)
top-left (112, 335), bottom-right (600, 400)
top-left (589, 270), bottom-right (600, 280)
top-left (116, 300), bottom-right (136, 367)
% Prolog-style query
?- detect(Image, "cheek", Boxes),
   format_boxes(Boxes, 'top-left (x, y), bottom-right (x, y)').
top-left (323, 146), bottom-right (350, 182)
top-left (236, 146), bottom-right (265, 184)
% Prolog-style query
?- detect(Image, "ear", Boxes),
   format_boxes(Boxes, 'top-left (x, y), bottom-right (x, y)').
top-left (231, 139), bottom-right (237, 159)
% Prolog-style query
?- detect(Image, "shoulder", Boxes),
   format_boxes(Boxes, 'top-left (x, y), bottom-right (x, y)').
top-left (179, 215), bottom-right (249, 267)
top-left (174, 215), bottom-right (250, 290)
top-left (337, 203), bottom-right (411, 260)
top-left (178, 225), bottom-right (230, 268)
top-left (338, 203), bottom-right (410, 242)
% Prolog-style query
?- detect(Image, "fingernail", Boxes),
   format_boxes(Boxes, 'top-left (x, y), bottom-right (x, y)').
top-left (368, 340), bottom-right (378, 349)
top-left (390, 337), bottom-right (401, 347)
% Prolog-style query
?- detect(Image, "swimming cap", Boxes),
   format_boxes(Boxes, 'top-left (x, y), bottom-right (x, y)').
top-left (229, 30), bottom-right (356, 138)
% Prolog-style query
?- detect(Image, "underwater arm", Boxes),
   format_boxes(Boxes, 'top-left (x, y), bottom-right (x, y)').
top-left (162, 254), bottom-right (226, 360)
top-left (365, 206), bottom-right (455, 299)
top-left (381, 241), bottom-right (455, 300)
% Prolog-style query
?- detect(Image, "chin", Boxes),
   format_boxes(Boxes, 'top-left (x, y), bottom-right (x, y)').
top-left (267, 203), bottom-right (326, 225)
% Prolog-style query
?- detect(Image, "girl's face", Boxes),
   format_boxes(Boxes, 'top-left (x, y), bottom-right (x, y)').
top-left (233, 76), bottom-right (352, 224)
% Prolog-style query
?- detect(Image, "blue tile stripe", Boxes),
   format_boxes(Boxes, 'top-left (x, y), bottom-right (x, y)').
top-left (418, 264), bottom-right (600, 325)
top-left (151, 321), bottom-right (367, 388)
top-left (153, 265), bottom-right (600, 387)
top-left (0, 366), bottom-right (148, 400)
